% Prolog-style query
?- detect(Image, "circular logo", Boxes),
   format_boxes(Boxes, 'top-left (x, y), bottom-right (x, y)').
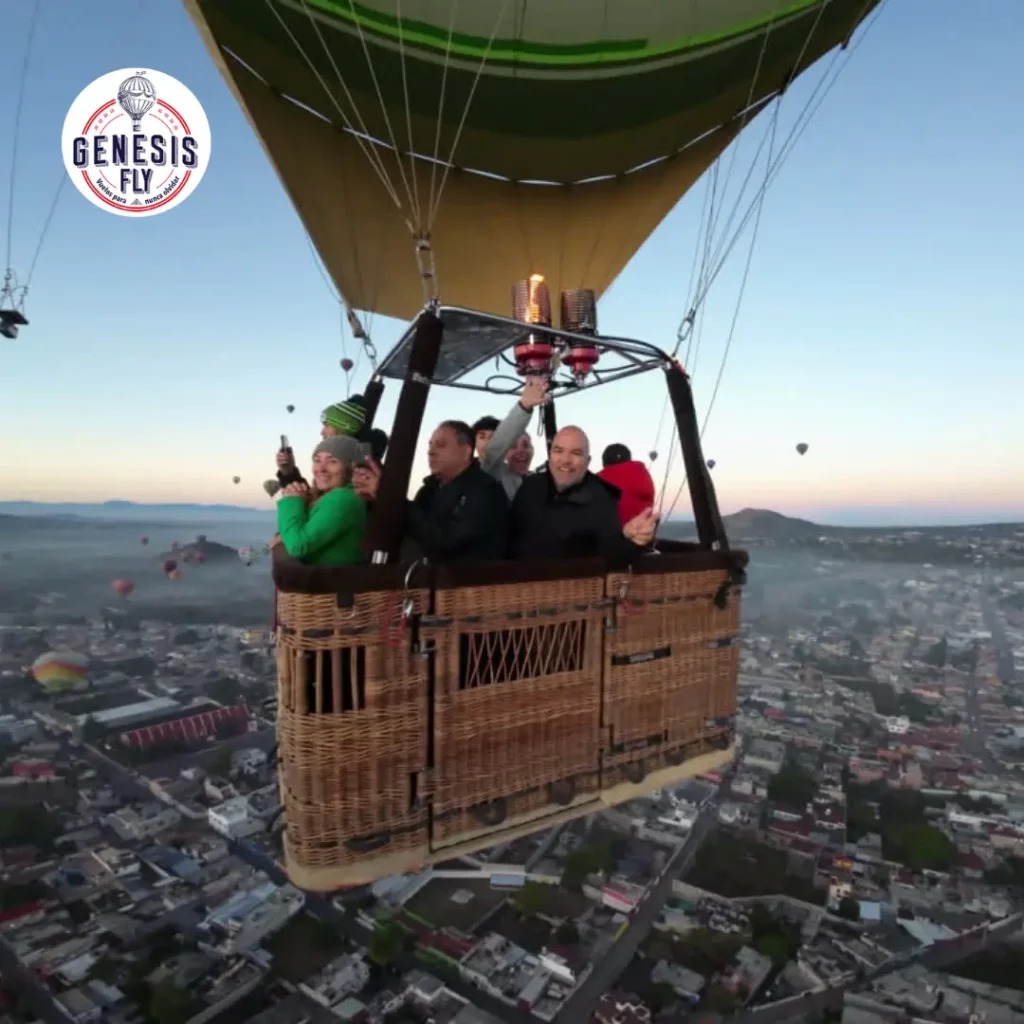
top-left (61, 68), bottom-right (211, 217)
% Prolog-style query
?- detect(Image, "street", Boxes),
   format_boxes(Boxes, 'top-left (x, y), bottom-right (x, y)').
top-left (556, 764), bottom-right (737, 1023)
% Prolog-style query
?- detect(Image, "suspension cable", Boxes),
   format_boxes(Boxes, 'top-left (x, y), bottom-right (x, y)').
top-left (4, 0), bottom-right (42, 279)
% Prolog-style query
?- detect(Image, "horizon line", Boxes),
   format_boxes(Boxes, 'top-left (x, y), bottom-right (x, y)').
top-left (2, 498), bottom-right (1022, 531)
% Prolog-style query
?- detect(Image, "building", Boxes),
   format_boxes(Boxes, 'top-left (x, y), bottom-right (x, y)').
top-left (301, 954), bottom-right (370, 1011)
top-left (594, 992), bottom-right (651, 1024)
top-left (0, 715), bottom-right (37, 744)
top-left (232, 747), bottom-right (268, 775)
top-left (208, 796), bottom-right (265, 839)
top-left (743, 739), bottom-right (786, 775)
top-left (105, 803), bottom-right (181, 842)
top-left (201, 881), bottom-right (305, 954)
top-left (122, 703), bottom-right (249, 750)
top-left (884, 715), bottom-right (911, 735)
top-left (601, 880), bottom-right (646, 913)
top-left (55, 988), bottom-right (101, 1024)
top-left (650, 959), bottom-right (704, 1002)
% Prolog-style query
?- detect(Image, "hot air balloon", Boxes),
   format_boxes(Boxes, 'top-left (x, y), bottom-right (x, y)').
top-left (194, 552), bottom-right (207, 564)
top-left (263, 479), bottom-right (281, 498)
top-left (168, 568), bottom-right (184, 581)
top-left (232, 475), bottom-right (241, 485)
top-left (140, 535), bottom-right (149, 546)
top-left (648, 450), bottom-right (658, 462)
top-left (117, 73), bottom-right (157, 133)
top-left (238, 546), bottom-right (253, 567)
top-left (286, 404), bottom-right (295, 414)
top-left (31, 650), bottom-right (88, 692)
top-left (341, 358), bottom-right (354, 372)
top-left (796, 442), bottom-right (809, 455)
top-left (184, 0), bottom-right (877, 892)
top-left (706, 459), bottom-right (716, 470)
top-left (112, 578), bottom-right (134, 598)
top-left (161, 558), bottom-right (177, 574)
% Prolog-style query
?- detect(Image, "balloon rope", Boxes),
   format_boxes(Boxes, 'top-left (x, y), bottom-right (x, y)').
top-left (4, 0), bottom-right (41, 279)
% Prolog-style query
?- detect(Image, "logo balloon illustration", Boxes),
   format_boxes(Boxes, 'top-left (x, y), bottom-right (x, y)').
top-left (117, 72), bottom-right (157, 132)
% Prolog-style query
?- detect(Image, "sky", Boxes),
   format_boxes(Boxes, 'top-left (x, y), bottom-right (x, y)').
top-left (0, 0), bottom-right (1022, 527)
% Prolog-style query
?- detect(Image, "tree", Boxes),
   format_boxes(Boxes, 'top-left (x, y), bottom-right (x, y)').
top-left (553, 921), bottom-right (579, 945)
top-left (515, 881), bottom-right (546, 918)
top-left (368, 921), bottom-right (404, 965)
top-left (208, 676), bottom-right (242, 706)
top-left (0, 807), bottom-right (60, 847)
top-left (80, 715), bottom-right (104, 744)
top-left (147, 980), bottom-right (196, 1024)
top-left (748, 903), bottom-right (776, 939)
top-left (755, 931), bottom-right (790, 968)
top-left (647, 982), bottom-right (677, 1012)
top-left (884, 822), bottom-right (956, 872)
top-left (837, 896), bottom-right (861, 922)
top-left (767, 763), bottom-right (815, 810)
top-left (207, 746), bottom-right (234, 778)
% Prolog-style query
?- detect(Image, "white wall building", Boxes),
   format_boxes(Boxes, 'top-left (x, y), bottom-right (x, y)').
top-left (884, 716), bottom-right (910, 735)
top-left (105, 803), bottom-right (181, 842)
top-left (201, 881), bottom-right (305, 954)
top-left (208, 796), bottom-right (265, 839)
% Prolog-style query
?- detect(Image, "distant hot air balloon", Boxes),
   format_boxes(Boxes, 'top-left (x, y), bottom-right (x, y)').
top-left (162, 558), bottom-right (177, 574)
top-left (117, 72), bottom-right (157, 133)
top-left (706, 459), bottom-right (716, 470)
top-left (648, 450), bottom-right (658, 462)
top-left (168, 568), bottom-right (183, 581)
top-left (31, 650), bottom-right (88, 692)
top-left (238, 546), bottom-right (253, 566)
top-left (112, 578), bottom-right (134, 598)
top-left (286, 404), bottom-right (295, 414)
top-left (140, 535), bottom-right (149, 546)
top-left (340, 358), bottom-right (354, 372)
top-left (263, 479), bottom-right (281, 498)
top-left (194, 552), bottom-right (206, 564)
top-left (796, 442), bottom-right (809, 455)
top-left (233, 475), bottom-right (241, 485)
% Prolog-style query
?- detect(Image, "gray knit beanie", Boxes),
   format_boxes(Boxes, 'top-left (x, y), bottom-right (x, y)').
top-left (313, 435), bottom-right (368, 464)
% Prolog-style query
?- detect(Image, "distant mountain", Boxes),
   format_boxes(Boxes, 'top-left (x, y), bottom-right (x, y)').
top-left (0, 500), bottom-right (272, 521)
top-left (722, 507), bottom-right (821, 541)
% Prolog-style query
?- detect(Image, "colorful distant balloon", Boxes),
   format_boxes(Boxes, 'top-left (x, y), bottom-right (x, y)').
top-left (233, 475), bottom-right (241, 485)
top-left (162, 558), bottom-right (177, 574)
top-left (238, 546), bottom-right (253, 567)
top-left (112, 578), bottom-right (134, 597)
top-left (340, 358), bottom-right (354, 372)
top-left (140, 535), bottom-right (149, 546)
top-left (194, 552), bottom-right (206, 564)
top-left (796, 442), bottom-right (809, 455)
top-left (706, 459), bottom-right (716, 470)
top-left (31, 650), bottom-right (88, 692)
top-left (168, 569), bottom-right (183, 581)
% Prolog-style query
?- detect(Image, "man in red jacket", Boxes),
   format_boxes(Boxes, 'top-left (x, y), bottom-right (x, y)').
top-left (597, 443), bottom-right (656, 527)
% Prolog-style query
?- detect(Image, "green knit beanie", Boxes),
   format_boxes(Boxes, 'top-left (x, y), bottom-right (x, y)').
top-left (321, 399), bottom-right (366, 436)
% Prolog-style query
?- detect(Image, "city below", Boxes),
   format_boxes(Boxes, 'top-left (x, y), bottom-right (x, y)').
top-left (0, 509), bottom-right (1023, 1024)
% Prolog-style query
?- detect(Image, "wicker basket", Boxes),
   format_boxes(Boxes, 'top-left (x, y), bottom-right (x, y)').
top-left (275, 555), bottom-right (741, 890)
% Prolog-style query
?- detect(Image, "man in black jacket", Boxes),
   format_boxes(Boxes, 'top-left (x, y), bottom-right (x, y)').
top-left (509, 425), bottom-right (657, 560)
top-left (406, 420), bottom-right (509, 561)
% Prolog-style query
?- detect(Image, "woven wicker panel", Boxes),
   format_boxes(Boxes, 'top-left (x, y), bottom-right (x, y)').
top-left (423, 576), bottom-right (606, 845)
top-left (276, 589), bottom-right (430, 872)
top-left (602, 569), bottom-right (740, 786)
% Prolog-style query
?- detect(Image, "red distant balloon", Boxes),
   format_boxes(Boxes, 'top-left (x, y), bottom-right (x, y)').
top-left (140, 536), bottom-right (149, 546)
top-left (340, 358), bottom-right (354, 372)
top-left (194, 552), bottom-right (206, 563)
top-left (112, 579), bottom-right (134, 597)
top-left (162, 558), bottom-right (177, 574)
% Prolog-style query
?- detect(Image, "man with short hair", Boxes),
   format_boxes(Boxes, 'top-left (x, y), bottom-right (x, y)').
top-left (509, 426), bottom-right (657, 560)
top-left (477, 376), bottom-right (547, 500)
top-left (405, 420), bottom-right (510, 561)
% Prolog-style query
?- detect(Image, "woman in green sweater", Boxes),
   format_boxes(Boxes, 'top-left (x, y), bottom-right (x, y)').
top-left (276, 435), bottom-right (368, 565)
